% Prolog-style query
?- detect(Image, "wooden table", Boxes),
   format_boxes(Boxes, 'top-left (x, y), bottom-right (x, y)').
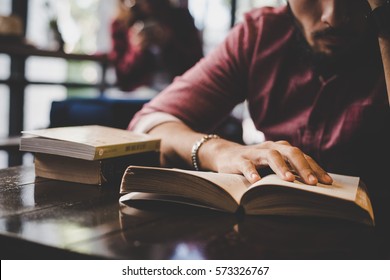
top-left (0, 166), bottom-right (389, 260)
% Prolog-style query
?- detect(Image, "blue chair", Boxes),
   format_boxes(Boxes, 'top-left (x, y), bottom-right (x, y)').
top-left (49, 97), bottom-right (150, 129)
top-left (49, 96), bottom-right (243, 143)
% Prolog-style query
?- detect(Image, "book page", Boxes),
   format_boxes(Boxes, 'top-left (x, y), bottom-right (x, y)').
top-left (251, 173), bottom-right (359, 201)
top-left (22, 125), bottom-right (158, 147)
top-left (121, 166), bottom-right (246, 213)
top-left (173, 169), bottom-right (252, 204)
top-left (354, 183), bottom-right (374, 221)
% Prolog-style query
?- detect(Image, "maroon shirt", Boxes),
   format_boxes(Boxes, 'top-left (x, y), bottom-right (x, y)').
top-left (109, 7), bottom-right (203, 91)
top-left (130, 6), bottom-right (390, 190)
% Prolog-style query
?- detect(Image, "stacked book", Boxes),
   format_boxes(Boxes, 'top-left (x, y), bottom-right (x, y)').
top-left (20, 125), bottom-right (160, 185)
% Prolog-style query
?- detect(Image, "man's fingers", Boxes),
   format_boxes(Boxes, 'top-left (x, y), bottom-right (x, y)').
top-left (263, 149), bottom-right (295, 182)
top-left (239, 160), bottom-right (261, 184)
top-left (272, 144), bottom-right (318, 185)
top-left (246, 149), bottom-right (295, 182)
top-left (305, 155), bottom-right (333, 184)
top-left (225, 142), bottom-right (331, 186)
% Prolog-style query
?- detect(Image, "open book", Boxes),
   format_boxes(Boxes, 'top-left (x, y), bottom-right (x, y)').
top-left (119, 166), bottom-right (375, 226)
top-left (20, 125), bottom-right (160, 160)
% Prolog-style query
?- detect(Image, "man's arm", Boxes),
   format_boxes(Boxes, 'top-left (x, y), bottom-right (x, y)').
top-left (148, 121), bottom-right (333, 186)
top-left (130, 8), bottom-right (333, 186)
top-left (368, 0), bottom-right (390, 104)
top-left (109, 19), bottom-right (155, 91)
top-left (378, 37), bottom-right (390, 104)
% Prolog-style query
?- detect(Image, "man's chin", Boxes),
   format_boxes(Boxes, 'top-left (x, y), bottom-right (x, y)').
top-left (311, 43), bottom-right (354, 62)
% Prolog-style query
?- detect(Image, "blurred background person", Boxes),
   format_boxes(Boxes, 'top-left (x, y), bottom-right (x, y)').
top-left (109, 0), bottom-right (204, 93)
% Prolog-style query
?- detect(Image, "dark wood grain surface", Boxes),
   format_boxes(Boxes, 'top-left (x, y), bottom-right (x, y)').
top-left (0, 166), bottom-right (389, 260)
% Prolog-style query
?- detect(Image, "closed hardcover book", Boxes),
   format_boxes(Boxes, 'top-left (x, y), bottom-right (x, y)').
top-left (20, 125), bottom-right (160, 160)
top-left (34, 152), bottom-right (159, 185)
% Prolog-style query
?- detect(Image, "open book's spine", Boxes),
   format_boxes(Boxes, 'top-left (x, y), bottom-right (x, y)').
top-left (93, 140), bottom-right (161, 160)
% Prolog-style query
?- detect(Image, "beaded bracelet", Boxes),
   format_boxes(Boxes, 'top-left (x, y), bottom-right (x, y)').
top-left (191, 134), bottom-right (220, 171)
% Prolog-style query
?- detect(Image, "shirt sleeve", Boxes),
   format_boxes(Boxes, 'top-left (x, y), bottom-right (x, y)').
top-left (129, 12), bottom-right (258, 132)
top-left (131, 112), bottom-right (183, 133)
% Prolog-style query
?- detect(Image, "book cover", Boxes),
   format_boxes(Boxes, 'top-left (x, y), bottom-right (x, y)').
top-left (20, 125), bottom-right (160, 160)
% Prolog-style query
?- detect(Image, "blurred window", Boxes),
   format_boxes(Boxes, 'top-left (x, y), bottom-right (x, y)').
top-left (188, 0), bottom-right (286, 54)
top-left (0, 0), bottom-right (11, 15)
top-left (21, 0), bottom-right (115, 136)
top-left (0, 0), bottom-right (286, 168)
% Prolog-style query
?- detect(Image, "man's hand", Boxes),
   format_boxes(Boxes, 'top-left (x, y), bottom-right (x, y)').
top-left (366, 0), bottom-right (387, 9)
top-left (128, 22), bottom-right (151, 51)
top-left (149, 122), bottom-right (333, 186)
top-left (115, 0), bottom-right (138, 27)
top-left (128, 21), bottom-right (172, 51)
top-left (365, 0), bottom-right (390, 105)
top-left (201, 139), bottom-right (334, 186)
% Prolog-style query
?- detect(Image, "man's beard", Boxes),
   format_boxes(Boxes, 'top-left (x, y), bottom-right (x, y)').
top-left (293, 27), bottom-right (349, 73)
top-left (287, 6), bottom-right (381, 77)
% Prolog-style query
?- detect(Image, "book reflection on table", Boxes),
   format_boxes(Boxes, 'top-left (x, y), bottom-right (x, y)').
top-left (119, 199), bottom-right (235, 242)
top-left (119, 199), bottom-right (378, 260)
